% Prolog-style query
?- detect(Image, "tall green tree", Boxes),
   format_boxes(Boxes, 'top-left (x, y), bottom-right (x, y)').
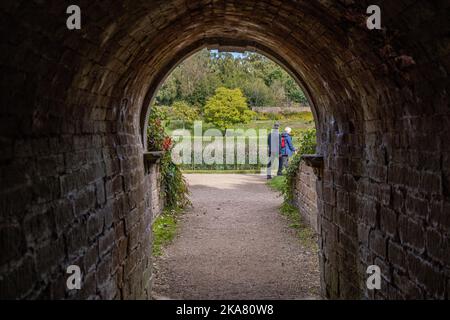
top-left (243, 78), bottom-right (274, 107)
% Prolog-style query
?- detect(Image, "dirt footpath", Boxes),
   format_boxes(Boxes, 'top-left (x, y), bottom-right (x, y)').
top-left (152, 174), bottom-right (320, 300)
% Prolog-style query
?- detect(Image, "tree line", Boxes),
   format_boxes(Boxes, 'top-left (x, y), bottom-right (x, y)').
top-left (155, 49), bottom-right (308, 110)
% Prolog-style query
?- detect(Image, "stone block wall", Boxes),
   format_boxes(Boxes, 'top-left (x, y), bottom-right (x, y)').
top-left (148, 163), bottom-right (163, 221)
top-left (292, 161), bottom-right (319, 232)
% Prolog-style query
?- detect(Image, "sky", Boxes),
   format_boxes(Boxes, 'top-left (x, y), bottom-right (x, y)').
top-left (210, 49), bottom-right (247, 59)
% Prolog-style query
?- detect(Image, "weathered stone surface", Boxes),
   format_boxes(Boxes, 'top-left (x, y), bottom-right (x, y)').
top-left (292, 160), bottom-right (319, 231)
top-left (0, 0), bottom-right (449, 300)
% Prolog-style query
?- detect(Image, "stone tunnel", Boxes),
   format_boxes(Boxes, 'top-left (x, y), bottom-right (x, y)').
top-left (0, 0), bottom-right (449, 299)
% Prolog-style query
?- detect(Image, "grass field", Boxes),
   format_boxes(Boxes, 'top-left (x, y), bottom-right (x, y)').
top-left (182, 169), bottom-right (262, 174)
top-left (165, 113), bottom-right (315, 171)
top-left (166, 115), bottom-right (315, 144)
top-left (165, 112), bottom-right (315, 136)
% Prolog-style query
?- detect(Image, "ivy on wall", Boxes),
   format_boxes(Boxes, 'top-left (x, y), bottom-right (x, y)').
top-left (147, 105), bottom-right (191, 211)
top-left (282, 129), bottom-right (317, 203)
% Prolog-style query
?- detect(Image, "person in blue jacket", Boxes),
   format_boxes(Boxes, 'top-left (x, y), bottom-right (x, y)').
top-left (278, 127), bottom-right (296, 175)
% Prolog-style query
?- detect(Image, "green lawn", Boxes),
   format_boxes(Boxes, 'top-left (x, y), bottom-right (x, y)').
top-left (182, 169), bottom-right (261, 174)
top-left (232, 118), bottom-right (314, 133)
top-left (165, 113), bottom-right (315, 171)
top-left (165, 112), bottom-right (315, 136)
top-left (166, 117), bottom-right (315, 145)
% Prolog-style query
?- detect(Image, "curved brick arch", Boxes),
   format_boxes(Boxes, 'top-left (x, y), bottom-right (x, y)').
top-left (0, 0), bottom-right (449, 300)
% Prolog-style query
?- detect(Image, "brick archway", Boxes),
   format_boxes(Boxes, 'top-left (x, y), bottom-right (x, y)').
top-left (1, 1), bottom-right (449, 299)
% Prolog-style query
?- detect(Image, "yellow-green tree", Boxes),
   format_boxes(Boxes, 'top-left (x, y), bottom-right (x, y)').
top-left (203, 87), bottom-right (255, 132)
top-left (172, 101), bottom-right (199, 128)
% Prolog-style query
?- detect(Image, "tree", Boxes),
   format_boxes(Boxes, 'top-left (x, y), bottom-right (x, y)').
top-left (203, 87), bottom-right (255, 132)
top-left (270, 79), bottom-right (287, 107)
top-left (156, 75), bottom-right (178, 106)
top-left (155, 49), bottom-right (218, 107)
top-left (154, 49), bottom-right (309, 109)
top-left (243, 78), bottom-right (274, 107)
top-left (285, 77), bottom-right (308, 104)
top-left (171, 101), bottom-right (199, 128)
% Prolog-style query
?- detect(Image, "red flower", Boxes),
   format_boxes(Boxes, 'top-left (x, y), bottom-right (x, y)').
top-left (162, 136), bottom-right (172, 151)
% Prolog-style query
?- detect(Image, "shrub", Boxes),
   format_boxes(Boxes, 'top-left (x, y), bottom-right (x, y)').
top-left (282, 128), bottom-right (317, 202)
top-left (160, 151), bottom-right (191, 210)
top-left (203, 87), bottom-right (255, 132)
top-left (147, 105), bottom-right (168, 151)
top-left (254, 112), bottom-right (270, 121)
top-left (171, 101), bottom-right (200, 127)
top-left (296, 128), bottom-right (317, 155)
top-left (282, 111), bottom-right (314, 122)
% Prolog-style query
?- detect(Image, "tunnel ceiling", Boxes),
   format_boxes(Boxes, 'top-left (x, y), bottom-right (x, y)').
top-left (4, 0), bottom-right (446, 138)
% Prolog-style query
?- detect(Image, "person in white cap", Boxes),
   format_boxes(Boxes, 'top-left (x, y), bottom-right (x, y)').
top-left (278, 127), bottom-right (296, 175)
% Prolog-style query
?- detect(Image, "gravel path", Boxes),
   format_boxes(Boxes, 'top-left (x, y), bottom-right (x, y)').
top-left (152, 174), bottom-right (320, 300)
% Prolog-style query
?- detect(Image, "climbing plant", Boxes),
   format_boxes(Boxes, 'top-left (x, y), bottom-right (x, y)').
top-left (147, 105), bottom-right (168, 152)
top-left (160, 151), bottom-right (191, 210)
top-left (147, 105), bottom-right (190, 211)
top-left (282, 129), bottom-right (317, 203)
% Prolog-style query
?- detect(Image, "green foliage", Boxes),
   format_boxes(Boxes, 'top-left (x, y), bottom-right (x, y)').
top-left (266, 170), bottom-right (317, 248)
top-left (147, 105), bottom-right (191, 211)
top-left (147, 105), bottom-right (168, 151)
top-left (156, 50), bottom-right (218, 107)
top-left (171, 101), bottom-right (199, 127)
top-left (267, 176), bottom-right (286, 193)
top-left (156, 77), bottom-right (178, 106)
top-left (203, 87), bottom-right (255, 131)
top-left (282, 129), bottom-right (317, 202)
top-left (282, 111), bottom-right (314, 122)
top-left (279, 202), bottom-right (317, 250)
top-left (167, 117), bottom-right (316, 171)
top-left (155, 49), bottom-right (309, 110)
top-left (265, 129), bottom-right (318, 250)
top-left (269, 79), bottom-right (287, 106)
top-left (148, 103), bottom-right (190, 258)
top-left (160, 151), bottom-right (191, 210)
top-left (285, 78), bottom-right (308, 104)
top-left (242, 78), bottom-right (274, 107)
top-left (152, 211), bottom-right (178, 257)
top-left (254, 112), bottom-right (283, 121)
top-left (253, 111), bottom-right (314, 122)
top-left (296, 128), bottom-right (317, 155)
top-left (182, 169), bottom-right (261, 174)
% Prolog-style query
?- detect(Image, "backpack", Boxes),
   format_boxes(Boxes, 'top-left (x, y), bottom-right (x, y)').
top-left (281, 135), bottom-right (286, 148)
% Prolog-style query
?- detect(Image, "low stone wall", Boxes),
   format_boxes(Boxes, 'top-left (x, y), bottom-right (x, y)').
top-left (291, 160), bottom-right (318, 232)
top-left (145, 162), bottom-right (163, 294)
top-left (148, 163), bottom-right (163, 221)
